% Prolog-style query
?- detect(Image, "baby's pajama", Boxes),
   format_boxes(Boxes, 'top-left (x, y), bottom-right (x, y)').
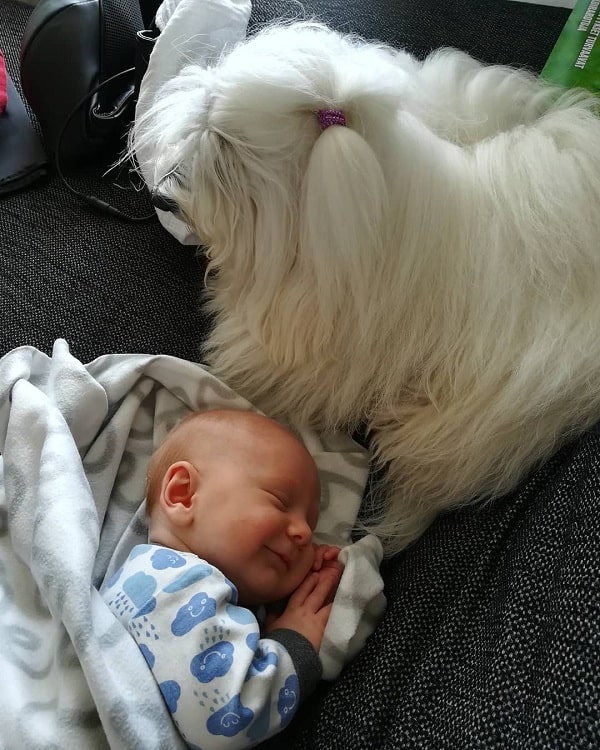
top-left (101, 544), bottom-right (321, 749)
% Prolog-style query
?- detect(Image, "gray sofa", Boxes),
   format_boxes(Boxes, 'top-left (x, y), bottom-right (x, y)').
top-left (2, 0), bottom-right (598, 747)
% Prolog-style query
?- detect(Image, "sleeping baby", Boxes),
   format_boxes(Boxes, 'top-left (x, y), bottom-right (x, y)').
top-left (101, 408), bottom-right (343, 749)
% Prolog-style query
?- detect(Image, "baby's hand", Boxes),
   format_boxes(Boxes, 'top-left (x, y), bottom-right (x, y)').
top-left (312, 543), bottom-right (341, 572)
top-left (265, 561), bottom-right (343, 652)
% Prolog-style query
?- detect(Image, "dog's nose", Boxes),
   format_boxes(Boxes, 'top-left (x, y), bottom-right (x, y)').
top-left (150, 188), bottom-right (180, 214)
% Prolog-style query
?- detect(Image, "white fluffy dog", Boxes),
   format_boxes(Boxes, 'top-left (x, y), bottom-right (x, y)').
top-left (135, 22), bottom-right (600, 554)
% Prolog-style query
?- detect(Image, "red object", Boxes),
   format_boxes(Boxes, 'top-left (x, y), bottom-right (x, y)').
top-left (0, 51), bottom-right (7, 114)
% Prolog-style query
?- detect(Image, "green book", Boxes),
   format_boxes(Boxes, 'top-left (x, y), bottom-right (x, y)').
top-left (542, 0), bottom-right (600, 91)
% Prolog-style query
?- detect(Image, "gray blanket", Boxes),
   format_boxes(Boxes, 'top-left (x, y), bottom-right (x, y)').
top-left (0, 340), bottom-right (384, 749)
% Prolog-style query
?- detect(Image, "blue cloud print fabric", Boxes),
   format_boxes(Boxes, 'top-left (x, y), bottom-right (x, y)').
top-left (101, 544), bottom-right (299, 748)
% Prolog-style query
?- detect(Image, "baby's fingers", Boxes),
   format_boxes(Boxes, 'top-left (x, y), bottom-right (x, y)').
top-left (312, 544), bottom-right (341, 571)
top-left (288, 571), bottom-right (320, 606)
top-left (323, 545), bottom-right (341, 561)
top-left (305, 569), bottom-right (342, 610)
top-left (312, 545), bottom-right (326, 571)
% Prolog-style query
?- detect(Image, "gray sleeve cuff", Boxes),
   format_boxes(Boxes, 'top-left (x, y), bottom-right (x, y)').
top-left (268, 628), bottom-right (323, 702)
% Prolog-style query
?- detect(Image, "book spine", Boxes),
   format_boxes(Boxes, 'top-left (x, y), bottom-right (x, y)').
top-left (542, 0), bottom-right (600, 91)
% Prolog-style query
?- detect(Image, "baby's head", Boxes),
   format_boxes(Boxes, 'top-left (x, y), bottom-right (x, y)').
top-left (146, 409), bottom-right (321, 605)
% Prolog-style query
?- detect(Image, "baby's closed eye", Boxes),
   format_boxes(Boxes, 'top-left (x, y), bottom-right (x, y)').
top-left (264, 491), bottom-right (288, 512)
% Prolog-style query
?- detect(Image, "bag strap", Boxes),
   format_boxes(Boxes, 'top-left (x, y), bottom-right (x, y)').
top-left (139, 0), bottom-right (164, 28)
top-left (97, 0), bottom-right (144, 114)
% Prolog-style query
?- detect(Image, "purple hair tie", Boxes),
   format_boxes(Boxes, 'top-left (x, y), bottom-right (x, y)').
top-left (317, 109), bottom-right (346, 130)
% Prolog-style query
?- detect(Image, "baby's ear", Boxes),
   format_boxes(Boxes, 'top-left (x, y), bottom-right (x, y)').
top-left (161, 461), bottom-right (198, 517)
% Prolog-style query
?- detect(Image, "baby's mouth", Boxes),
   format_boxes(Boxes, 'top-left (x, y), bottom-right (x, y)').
top-left (267, 547), bottom-right (290, 568)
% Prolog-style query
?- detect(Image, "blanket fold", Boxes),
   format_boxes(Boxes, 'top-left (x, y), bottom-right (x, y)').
top-left (0, 340), bottom-right (384, 749)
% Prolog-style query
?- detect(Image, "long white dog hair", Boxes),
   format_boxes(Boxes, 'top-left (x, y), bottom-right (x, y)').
top-left (134, 22), bottom-right (600, 554)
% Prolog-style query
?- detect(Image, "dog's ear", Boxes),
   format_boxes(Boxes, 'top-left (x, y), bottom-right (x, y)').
top-left (183, 129), bottom-right (256, 263)
top-left (130, 63), bottom-right (218, 224)
top-left (300, 126), bottom-right (388, 317)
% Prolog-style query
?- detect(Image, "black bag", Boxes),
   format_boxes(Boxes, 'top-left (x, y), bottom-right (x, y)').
top-left (0, 69), bottom-right (48, 195)
top-left (19, 0), bottom-right (155, 161)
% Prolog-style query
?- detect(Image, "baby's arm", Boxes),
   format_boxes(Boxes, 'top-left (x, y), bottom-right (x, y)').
top-left (104, 547), bottom-right (326, 749)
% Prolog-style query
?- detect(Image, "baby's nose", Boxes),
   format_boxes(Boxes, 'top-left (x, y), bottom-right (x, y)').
top-left (288, 515), bottom-right (312, 544)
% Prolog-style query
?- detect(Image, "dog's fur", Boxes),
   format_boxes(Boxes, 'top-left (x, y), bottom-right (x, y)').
top-left (135, 22), bottom-right (600, 554)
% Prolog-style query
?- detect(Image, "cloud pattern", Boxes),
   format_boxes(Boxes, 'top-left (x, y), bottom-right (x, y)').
top-left (171, 593), bottom-right (217, 636)
top-left (104, 545), bottom-right (300, 745)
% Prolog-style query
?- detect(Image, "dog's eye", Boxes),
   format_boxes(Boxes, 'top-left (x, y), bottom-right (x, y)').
top-left (150, 188), bottom-right (180, 214)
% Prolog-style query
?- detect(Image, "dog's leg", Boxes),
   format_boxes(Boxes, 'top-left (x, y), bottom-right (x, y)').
top-left (364, 377), bottom-right (530, 545)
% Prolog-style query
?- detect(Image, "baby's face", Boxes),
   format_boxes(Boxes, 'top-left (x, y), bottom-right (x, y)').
top-left (187, 419), bottom-right (320, 605)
